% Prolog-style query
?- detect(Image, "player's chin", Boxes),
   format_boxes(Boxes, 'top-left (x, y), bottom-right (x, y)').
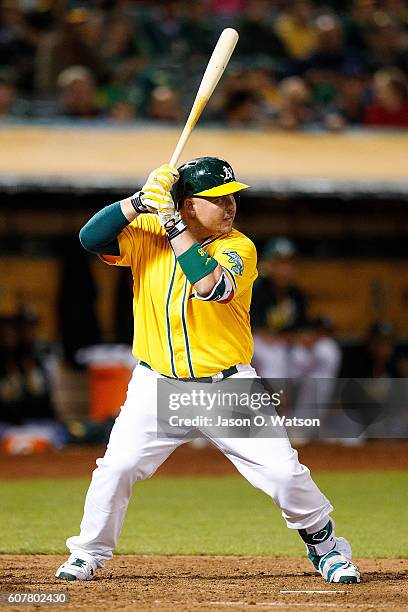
top-left (220, 219), bottom-right (234, 232)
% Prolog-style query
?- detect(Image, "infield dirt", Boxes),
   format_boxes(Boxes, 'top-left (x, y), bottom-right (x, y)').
top-left (1, 555), bottom-right (407, 611)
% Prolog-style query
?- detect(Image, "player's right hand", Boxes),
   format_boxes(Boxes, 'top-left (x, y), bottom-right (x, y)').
top-left (144, 165), bottom-right (179, 193)
top-left (130, 164), bottom-right (179, 218)
top-left (141, 165), bottom-right (179, 208)
top-left (140, 164), bottom-right (179, 223)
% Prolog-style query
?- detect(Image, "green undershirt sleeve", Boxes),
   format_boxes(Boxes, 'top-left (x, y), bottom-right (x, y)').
top-left (79, 202), bottom-right (129, 256)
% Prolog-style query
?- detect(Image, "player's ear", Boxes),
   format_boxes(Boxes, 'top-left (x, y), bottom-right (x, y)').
top-left (183, 197), bottom-right (196, 219)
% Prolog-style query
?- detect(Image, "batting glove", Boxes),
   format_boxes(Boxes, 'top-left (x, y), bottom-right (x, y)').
top-left (131, 165), bottom-right (179, 227)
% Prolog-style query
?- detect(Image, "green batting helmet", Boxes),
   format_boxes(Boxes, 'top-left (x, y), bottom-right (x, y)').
top-left (172, 157), bottom-right (250, 210)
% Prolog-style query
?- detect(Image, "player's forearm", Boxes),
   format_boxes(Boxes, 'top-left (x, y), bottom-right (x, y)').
top-left (194, 265), bottom-right (223, 296)
top-left (79, 200), bottom-right (139, 254)
top-left (170, 229), bottom-right (221, 296)
top-left (120, 197), bottom-right (140, 222)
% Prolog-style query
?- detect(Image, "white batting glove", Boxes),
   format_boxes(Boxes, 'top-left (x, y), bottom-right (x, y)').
top-left (131, 165), bottom-right (179, 227)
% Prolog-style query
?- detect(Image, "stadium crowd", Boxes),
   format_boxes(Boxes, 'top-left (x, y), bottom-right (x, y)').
top-left (0, 0), bottom-right (407, 128)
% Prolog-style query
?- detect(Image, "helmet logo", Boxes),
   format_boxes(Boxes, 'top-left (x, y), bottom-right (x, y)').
top-left (221, 165), bottom-right (234, 182)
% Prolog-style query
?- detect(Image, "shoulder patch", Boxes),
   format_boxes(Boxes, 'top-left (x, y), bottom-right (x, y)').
top-left (223, 250), bottom-right (244, 276)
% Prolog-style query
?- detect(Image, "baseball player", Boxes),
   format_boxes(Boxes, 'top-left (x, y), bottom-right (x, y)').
top-left (55, 157), bottom-right (360, 584)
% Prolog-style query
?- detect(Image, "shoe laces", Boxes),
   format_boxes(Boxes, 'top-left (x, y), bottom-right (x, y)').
top-left (71, 558), bottom-right (87, 568)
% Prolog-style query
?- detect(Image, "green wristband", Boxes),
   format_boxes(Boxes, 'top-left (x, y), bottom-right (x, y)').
top-left (177, 242), bottom-right (218, 284)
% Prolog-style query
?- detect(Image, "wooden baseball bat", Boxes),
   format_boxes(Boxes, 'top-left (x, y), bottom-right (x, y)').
top-left (169, 28), bottom-right (239, 168)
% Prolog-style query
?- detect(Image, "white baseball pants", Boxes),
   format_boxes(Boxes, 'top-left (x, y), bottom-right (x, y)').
top-left (67, 364), bottom-right (333, 567)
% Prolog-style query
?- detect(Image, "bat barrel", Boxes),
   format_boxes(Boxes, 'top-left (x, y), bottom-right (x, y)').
top-left (168, 28), bottom-right (239, 168)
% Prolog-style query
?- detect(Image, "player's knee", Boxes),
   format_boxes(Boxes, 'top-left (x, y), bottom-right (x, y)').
top-left (97, 455), bottom-right (152, 480)
top-left (263, 456), bottom-right (306, 489)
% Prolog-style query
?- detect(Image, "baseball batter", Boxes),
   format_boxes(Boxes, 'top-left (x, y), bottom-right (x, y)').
top-left (55, 158), bottom-right (360, 584)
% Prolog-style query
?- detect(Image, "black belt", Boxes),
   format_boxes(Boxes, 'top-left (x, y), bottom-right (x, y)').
top-left (139, 360), bottom-right (238, 383)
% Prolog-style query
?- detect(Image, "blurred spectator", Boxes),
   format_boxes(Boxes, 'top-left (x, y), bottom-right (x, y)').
top-left (337, 322), bottom-right (404, 441)
top-left (82, 7), bottom-right (105, 50)
top-left (101, 81), bottom-right (140, 120)
top-left (179, 0), bottom-right (216, 57)
top-left (0, 0), bottom-right (44, 92)
top-left (222, 89), bottom-right (265, 127)
top-left (0, 76), bottom-right (15, 117)
top-left (252, 331), bottom-right (290, 379)
top-left (209, 0), bottom-right (248, 17)
top-left (58, 238), bottom-right (101, 367)
top-left (323, 68), bottom-right (369, 129)
top-left (299, 14), bottom-right (361, 113)
top-left (275, 0), bottom-right (318, 61)
top-left (301, 14), bottom-right (349, 75)
top-left (365, 13), bottom-right (408, 74)
top-left (381, 0), bottom-right (408, 28)
top-left (364, 67), bottom-right (408, 127)
top-left (100, 22), bottom-right (145, 121)
top-left (0, 309), bottom-right (56, 425)
top-left (251, 238), bottom-right (308, 378)
top-left (340, 322), bottom-right (402, 377)
top-left (290, 317), bottom-right (341, 379)
top-left (14, 307), bottom-right (56, 421)
top-left (251, 238), bottom-right (307, 335)
top-left (343, 0), bottom-right (376, 57)
top-left (236, 0), bottom-right (287, 59)
top-left (276, 76), bottom-right (315, 129)
top-left (107, 99), bottom-right (136, 122)
top-left (147, 85), bottom-right (182, 122)
top-left (289, 317), bottom-right (342, 440)
top-left (145, 1), bottom-right (185, 57)
top-left (213, 66), bottom-right (279, 123)
top-left (101, 17), bottom-right (149, 85)
top-left (245, 66), bottom-right (281, 112)
top-left (36, 7), bottom-right (104, 94)
top-left (57, 65), bottom-right (101, 119)
top-left (0, 315), bottom-right (21, 424)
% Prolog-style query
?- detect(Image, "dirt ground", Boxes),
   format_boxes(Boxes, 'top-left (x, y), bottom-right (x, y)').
top-left (1, 440), bottom-right (408, 480)
top-left (0, 555), bottom-right (407, 611)
top-left (1, 442), bottom-right (407, 610)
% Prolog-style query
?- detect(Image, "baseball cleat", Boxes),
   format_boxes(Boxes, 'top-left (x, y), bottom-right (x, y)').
top-left (316, 550), bottom-right (361, 583)
top-left (55, 555), bottom-right (97, 581)
top-left (308, 538), bottom-right (361, 584)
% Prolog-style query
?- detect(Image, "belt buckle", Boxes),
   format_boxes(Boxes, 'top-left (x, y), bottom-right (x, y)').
top-left (212, 371), bottom-right (224, 382)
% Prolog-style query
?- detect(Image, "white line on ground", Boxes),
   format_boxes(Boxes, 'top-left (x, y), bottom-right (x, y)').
top-left (153, 601), bottom-right (391, 609)
top-left (204, 602), bottom-right (390, 609)
top-left (279, 590), bottom-right (346, 594)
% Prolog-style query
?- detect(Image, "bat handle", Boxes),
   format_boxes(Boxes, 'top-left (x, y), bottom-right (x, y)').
top-left (169, 133), bottom-right (186, 168)
top-left (169, 90), bottom-right (209, 167)
top-left (169, 111), bottom-right (198, 168)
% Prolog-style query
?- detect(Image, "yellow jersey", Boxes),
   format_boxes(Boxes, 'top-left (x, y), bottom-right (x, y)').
top-left (101, 215), bottom-right (258, 378)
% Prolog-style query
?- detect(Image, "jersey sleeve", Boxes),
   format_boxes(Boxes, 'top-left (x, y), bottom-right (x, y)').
top-left (211, 234), bottom-right (258, 303)
top-left (99, 214), bottom-right (162, 267)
